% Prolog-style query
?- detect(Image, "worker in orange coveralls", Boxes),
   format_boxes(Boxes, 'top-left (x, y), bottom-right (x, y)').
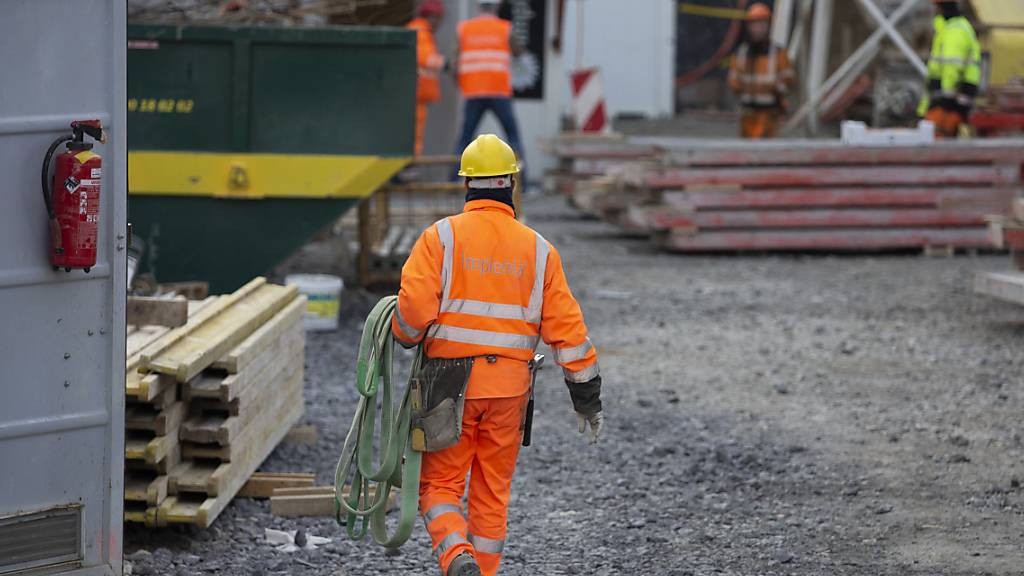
top-left (406, 0), bottom-right (447, 155)
top-left (728, 2), bottom-right (795, 139)
top-left (392, 133), bottom-right (603, 576)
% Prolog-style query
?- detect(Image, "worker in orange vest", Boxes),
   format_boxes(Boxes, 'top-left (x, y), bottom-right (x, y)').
top-left (407, 0), bottom-right (447, 155)
top-left (453, 1), bottom-right (527, 186)
top-left (727, 3), bottom-right (795, 139)
top-left (393, 134), bottom-right (603, 576)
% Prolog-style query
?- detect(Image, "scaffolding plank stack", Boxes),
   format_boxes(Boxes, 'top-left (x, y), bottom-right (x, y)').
top-left (123, 278), bottom-right (306, 528)
top-left (553, 137), bottom-right (1024, 253)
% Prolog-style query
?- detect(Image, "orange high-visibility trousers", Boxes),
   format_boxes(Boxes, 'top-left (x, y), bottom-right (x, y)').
top-left (420, 392), bottom-right (529, 576)
top-left (925, 107), bottom-right (965, 138)
top-left (415, 102), bottom-right (429, 156)
top-left (740, 109), bottom-right (781, 139)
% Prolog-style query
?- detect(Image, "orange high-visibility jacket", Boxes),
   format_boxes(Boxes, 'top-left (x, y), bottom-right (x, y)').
top-left (728, 42), bottom-right (794, 109)
top-left (407, 17), bottom-right (445, 103)
top-left (392, 200), bottom-right (599, 399)
top-left (457, 15), bottom-right (513, 99)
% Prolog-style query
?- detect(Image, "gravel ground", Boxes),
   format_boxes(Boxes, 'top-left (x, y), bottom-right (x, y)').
top-left (126, 193), bottom-right (1024, 576)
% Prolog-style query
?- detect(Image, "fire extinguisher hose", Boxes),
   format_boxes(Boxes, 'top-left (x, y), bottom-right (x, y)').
top-left (41, 135), bottom-right (73, 219)
top-left (334, 295), bottom-right (424, 549)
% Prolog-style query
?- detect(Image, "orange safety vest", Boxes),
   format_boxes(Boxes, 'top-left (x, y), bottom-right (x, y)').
top-left (727, 42), bottom-right (795, 109)
top-left (407, 17), bottom-right (445, 104)
top-left (392, 200), bottom-right (599, 398)
top-left (457, 15), bottom-right (513, 99)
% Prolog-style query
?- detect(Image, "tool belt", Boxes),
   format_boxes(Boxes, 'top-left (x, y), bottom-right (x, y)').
top-left (410, 357), bottom-right (475, 452)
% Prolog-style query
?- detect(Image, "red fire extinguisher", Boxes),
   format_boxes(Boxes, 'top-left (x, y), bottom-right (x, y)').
top-left (42, 120), bottom-right (105, 272)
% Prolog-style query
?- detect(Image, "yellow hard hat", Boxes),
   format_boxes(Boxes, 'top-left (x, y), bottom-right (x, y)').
top-left (458, 134), bottom-right (520, 177)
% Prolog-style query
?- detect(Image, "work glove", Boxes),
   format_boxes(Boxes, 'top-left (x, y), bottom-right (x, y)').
top-left (576, 411), bottom-right (604, 444)
top-left (566, 375), bottom-right (603, 444)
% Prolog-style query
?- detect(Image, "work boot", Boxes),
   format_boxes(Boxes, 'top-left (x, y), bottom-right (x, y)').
top-left (447, 552), bottom-right (482, 576)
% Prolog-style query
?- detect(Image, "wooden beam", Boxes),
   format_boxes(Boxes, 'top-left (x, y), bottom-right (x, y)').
top-left (237, 473), bottom-right (316, 499)
top-left (127, 296), bottom-right (188, 327)
top-left (144, 283), bottom-right (299, 382)
top-left (269, 486), bottom-right (394, 518)
top-left (211, 296), bottom-right (306, 373)
top-left (129, 278), bottom-right (265, 373)
top-left (284, 425), bottom-right (318, 446)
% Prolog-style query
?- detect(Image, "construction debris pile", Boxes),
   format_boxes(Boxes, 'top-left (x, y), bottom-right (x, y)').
top-left (551, 134), bottom-right (1024, 253)
top-left (124, 277), bottom-right (306, 528)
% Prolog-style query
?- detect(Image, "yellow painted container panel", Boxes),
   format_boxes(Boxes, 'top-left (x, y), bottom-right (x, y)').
top-left (129, 152), bottom-right (408, 200)
top-left (987, 29), bottom-right (1024, 86)
top-left (970, 0), bottom-right (1024, 27)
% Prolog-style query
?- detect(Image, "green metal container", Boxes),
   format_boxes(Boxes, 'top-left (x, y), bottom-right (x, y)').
top-left (128, 23), bottom-right (415, 292)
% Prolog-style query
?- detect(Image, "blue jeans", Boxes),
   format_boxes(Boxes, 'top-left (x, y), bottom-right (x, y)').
top-left (454, 97), bottom-right (526, 184)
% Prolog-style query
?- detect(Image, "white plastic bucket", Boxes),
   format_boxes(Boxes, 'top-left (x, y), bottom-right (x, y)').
top-left (285, 274), bottom-right (344, 331)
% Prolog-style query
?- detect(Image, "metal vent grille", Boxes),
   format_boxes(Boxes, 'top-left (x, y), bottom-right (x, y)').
top-left (0, 506), bottom-right (82, 575)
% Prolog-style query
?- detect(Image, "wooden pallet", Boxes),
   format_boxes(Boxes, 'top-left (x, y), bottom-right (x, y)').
top-left (143, 281), bottom-right (298, 382)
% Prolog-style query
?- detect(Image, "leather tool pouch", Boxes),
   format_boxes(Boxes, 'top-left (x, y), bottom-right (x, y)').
top-left (410, 357), bottom-right (474, 453)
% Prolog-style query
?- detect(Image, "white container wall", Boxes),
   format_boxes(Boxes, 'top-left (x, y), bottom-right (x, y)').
top-left (562, 0), bottom-right (677, 120)
top-left (0, 2), bottom-right (126, 575)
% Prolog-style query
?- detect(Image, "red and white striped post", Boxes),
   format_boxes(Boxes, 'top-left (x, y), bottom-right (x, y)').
top-left (571, 68), bottom-right (608, 133)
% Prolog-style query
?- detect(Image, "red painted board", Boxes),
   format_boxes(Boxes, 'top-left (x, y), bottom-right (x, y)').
top-left (661, 187), bottom-right (1017, 210)
top-left (671, 146), bottom-right (1024, 167)
top-left (556, 146), bottom-right (663, 160)
top-left (661, 227), bottom-right (993, 251)
top-left (648, 208), bottom-right (987, 230)
top-left (646, 165), bottom-right (1019, 189)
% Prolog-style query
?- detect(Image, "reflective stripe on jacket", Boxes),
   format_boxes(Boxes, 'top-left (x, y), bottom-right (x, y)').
top-left (457, 15), bottom-right (513, 98)
top-left (393, 200), bottom-right (599, 398)
top-left (728, 43), bottom-right (794, 110)
top-left (407, 17), bottom-right (445, 103)
top-left (919, 15), bottom-right (981, 115)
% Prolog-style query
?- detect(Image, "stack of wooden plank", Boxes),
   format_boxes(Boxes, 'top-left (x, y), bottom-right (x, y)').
top-left (123, 277), bottom-right (307, 528)
top-left (563, 138), bottom-right (1024, 253)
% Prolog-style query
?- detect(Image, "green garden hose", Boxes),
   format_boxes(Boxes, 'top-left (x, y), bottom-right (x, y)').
top-left (334, 296), bottom-right (423, 548)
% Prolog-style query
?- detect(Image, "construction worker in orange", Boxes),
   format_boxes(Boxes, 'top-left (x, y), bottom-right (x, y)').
top-left (407, 0), bottom-right (447, 156)
top-left (728, 3), bottom-right (795, 139)
top-left (392, 134), bottom-right (603, 576)
top-left (453, 1), bottom-right (527, 185)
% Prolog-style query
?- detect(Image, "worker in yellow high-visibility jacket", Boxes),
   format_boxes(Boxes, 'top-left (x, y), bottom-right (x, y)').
top-left (917, 0), bottom-right (981, 138)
